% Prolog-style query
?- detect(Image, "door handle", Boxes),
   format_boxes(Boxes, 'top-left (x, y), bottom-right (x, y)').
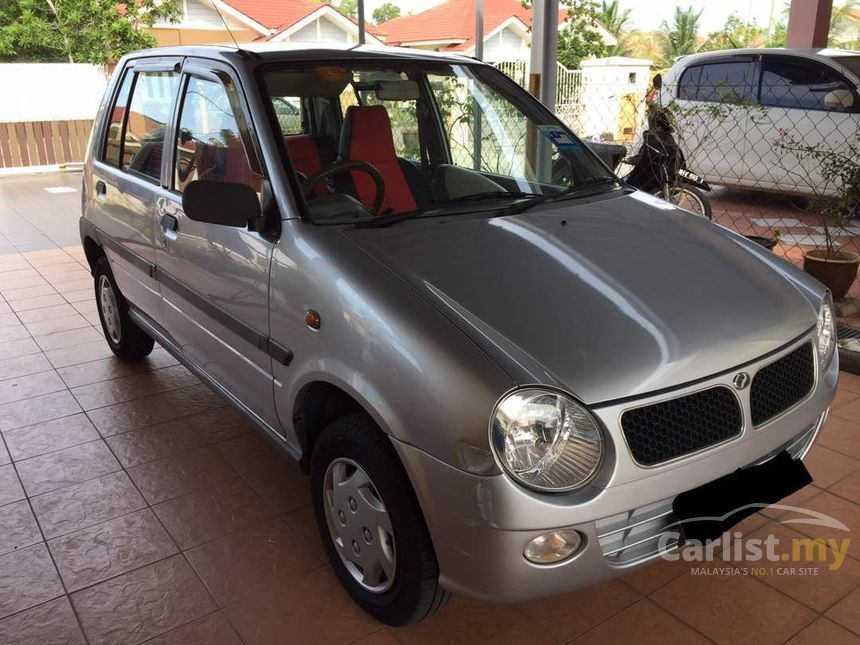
top-left (160, 213), bottom-right (179, 232)
top-left (95, 180), bottom-right (106, 199)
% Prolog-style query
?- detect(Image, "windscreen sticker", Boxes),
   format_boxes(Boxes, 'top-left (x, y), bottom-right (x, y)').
top-left (536, 125), bottom-right (579, 150)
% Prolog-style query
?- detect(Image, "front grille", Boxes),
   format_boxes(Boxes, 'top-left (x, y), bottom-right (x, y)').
top-left (621, 386), bottom-right (743, 466)
top-left (750, 343), bottom-right (815, 426)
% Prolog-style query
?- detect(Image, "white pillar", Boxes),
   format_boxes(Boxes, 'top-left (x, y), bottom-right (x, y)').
top-left (528, 0), bottom-right (559, 111)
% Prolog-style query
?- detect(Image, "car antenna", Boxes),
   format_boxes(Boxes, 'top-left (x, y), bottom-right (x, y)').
top-left (209, 0), bottom-right (242, 51)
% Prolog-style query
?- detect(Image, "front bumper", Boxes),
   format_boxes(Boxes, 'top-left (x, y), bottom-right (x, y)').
top-left (394, 334), bottom-right (838, 602)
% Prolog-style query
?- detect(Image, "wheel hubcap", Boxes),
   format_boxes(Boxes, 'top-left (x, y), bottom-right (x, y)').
top-left (98, 275), bottom-right (121, 344)
top-left (323, 458), bottom-right (396, 593)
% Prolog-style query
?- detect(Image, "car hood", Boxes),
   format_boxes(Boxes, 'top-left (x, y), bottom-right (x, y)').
top-left (341, 191), bottom-right (818, 404)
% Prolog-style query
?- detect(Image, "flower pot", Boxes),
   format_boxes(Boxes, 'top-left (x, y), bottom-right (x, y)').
top-left (744, 235), bottom-right (777, 251)
top-left (803, 249), bottom-right (860, 300)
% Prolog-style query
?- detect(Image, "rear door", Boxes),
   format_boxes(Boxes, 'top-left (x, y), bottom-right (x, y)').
top-left (749, 55), bottom-right (860, 194)
top-left (91, 58), bottom-right (181, 324)
top-left (153, 59), bottom-right (280, 431)
top-left (672, 56), bottom-right (757, 185)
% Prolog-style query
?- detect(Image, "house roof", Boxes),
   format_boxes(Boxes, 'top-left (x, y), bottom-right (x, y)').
top-left (380, 0), bottom-right (573, 50)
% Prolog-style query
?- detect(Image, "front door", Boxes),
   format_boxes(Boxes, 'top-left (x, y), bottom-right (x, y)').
top-left (153, 61), bottom-right (279, 431)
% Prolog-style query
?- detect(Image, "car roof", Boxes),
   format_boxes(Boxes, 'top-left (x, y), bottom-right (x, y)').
top-left (669, 47), bottom-right (860, 67)
top-left (122, 43), bottom-right (478, 66)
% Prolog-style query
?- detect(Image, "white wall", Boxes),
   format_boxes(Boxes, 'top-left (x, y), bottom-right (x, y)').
top-left (0, 63), bottom-right (109, 122)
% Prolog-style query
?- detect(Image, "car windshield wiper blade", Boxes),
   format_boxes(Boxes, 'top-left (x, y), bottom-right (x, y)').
top-left (443, 190), bottom-right (542, 203)
top-left (500, 176), bottom-right (621, 215)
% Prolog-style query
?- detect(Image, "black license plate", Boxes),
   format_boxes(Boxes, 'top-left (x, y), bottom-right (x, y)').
top-left (673, 451), bottom-right (812, 542)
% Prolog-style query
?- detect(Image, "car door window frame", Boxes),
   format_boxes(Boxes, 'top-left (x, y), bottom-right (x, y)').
top-left (757, 54), bottom-right (860, 113)
top-left (680, 56), bottom-right (758, 105)
top-left (167, 59), bottom-right (267, 199)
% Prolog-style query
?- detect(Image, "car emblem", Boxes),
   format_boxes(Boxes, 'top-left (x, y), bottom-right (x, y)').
top-left (733, 372), bottom-right (751, 390)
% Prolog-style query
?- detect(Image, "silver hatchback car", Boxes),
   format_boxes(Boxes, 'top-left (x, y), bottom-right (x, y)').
top-left (81, 44), bottom-right (838, 625)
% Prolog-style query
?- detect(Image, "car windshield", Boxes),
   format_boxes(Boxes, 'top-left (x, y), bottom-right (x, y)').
top-left (262, 61), bottom-right (615, 224)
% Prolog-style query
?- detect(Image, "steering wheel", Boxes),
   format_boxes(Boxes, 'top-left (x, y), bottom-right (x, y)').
top-left (302, 160), bottom-right (385, 217)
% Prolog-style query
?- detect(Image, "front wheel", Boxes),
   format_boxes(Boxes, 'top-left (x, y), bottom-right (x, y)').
top-left (93, 256), bottom-right (154, 360)
top-left (310, 414), bottom-right (449, 625)
top-left (658, 184), bottom-right (712, 219)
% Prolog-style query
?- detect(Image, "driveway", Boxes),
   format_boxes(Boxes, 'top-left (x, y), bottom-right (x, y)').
top-left (1, 172), bottom-right (860, 644)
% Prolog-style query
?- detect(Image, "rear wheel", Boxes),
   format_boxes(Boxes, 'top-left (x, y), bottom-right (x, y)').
top-left (93, 256), bottom-right (154, 360)
top-left (310, 413), bottom-right (449, 625)
top-left (660, 184), bottom-right (712, 219)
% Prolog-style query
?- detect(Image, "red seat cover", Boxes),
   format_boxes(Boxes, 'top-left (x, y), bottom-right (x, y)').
top-left (342, 105), bottom-right (417, 215)
top-left (285, 135), bottom-right (326, 196)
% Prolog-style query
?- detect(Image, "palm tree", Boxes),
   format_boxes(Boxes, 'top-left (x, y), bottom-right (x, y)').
top-left (829, 0), bottom-right (860, 48)
top-left (661, 5), bottom-right (703, 63)
top-left (599, 0), bottom-right (633, 55)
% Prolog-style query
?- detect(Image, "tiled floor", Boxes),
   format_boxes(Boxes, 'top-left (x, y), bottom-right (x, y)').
top-left (1, 172), bottom-right (860, 644)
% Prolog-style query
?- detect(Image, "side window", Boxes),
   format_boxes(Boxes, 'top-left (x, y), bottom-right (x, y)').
top-left (678, 65), bottom-right (701, 101)
top-left (123, 71), bottom-right (179, 182)
top-left (696, 62), bottom-right (755, 103)
top-left (271, 96), bottom-right (304, 135)
top-left (760, 58), bottom-right (855, 111)
top-left (102, 71), bottom-right (134, 167)
top-left (174, 75), bottom-right (260, 193)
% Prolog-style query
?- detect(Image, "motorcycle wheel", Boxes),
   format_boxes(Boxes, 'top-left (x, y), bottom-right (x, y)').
top-left (657, 185), bottom-right (712, 219)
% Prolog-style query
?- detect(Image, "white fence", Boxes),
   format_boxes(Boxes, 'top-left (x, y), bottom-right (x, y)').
top-left (0, 63), bottom-right (109, 122)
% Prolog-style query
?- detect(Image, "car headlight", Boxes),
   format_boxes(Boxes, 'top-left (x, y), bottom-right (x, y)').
top-left (490, 388), bottom-right (603, 492)
top-left (816, 294), bottom-right (836, 369)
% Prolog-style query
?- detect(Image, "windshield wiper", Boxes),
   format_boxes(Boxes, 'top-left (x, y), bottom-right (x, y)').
top-left (442, 190), bottom-right (542, 203)
top-left (499, 177), bottom-right (622, 216)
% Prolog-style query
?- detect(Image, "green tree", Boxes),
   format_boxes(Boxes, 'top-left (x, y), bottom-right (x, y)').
top-left (829, 0), bottom-right (860, 48)
top-left (701, 13), bottom-right (766, 51)
top-left (598, 0), bottom-right (632, 55)
top-left (660, 5), bottom-right (702, 63)
top-left (766, 21), bottom-right (787, 47)
top-left (556, 0), bottom-right (608, 69)
top-left (372, 2), bottom-right (401, 24)
top-left (0, 0), bottom-right (180, 64)
top-left (338, 0), bottom-right (358, 18)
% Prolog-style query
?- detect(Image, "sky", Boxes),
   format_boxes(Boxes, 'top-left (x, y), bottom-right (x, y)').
top-left (365, 0), bottom-right (784, 34)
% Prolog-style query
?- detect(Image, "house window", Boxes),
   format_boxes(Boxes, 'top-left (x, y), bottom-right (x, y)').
top-left (628, 72), bottom-right (636, 84)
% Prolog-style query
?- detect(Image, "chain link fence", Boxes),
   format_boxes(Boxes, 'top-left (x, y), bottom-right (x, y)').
top-left (492, 60), bottom-right (860, 302)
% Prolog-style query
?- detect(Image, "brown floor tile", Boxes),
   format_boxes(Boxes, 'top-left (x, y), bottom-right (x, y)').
top-left (0, 337), bottom-right (40, 361)
top-left (571, 598), bottom-right (708, 644)
top-left (45, 340), bottom-right (115, 369)
top-left (396, 595), bottom-right (551, 645)
top-left (748, 522), bottom-right (860, 612)
top-left (818, 415), bottom-right (860, 461)
top-left (224, 567), bottom-right (380, 645)
top-left (71, 554), bottom-right (216, 645)
top-left (352, 629), bottom-right (401, 645)
top-left (803, 444), bottom-right (860, 489)
top-left (518, 578), bottom-right (641, 642)
top-left (826, 585), bottom-right (860, 636)
top-left (186, 517), bottom-right (320, 606)
top-left (0, 369), bottom-right (65, 406)
top-left (283, 505), bottom-right (327, 563)
top-left (72, 365), bottom-right (197, 411)
top-left (841, 373), bottom-right (860, 395)
top-left (620, 556), bottom-right (696, 594)
top-left (24, 314), bottom-right (91, 337)
top-left (15, 303), bottom-right (78, 324)
top-left (0, 543), bottom-right (64, 619)
top-left (48, 508), bottom-right (177, 592)
top-left (216, 433), bottom-right (310, 513)
top-left (0, 500), bottom-right (42, 556)
top-left (106, 419), bottom-right (203, 468)
top-left (34, 326), bottom-right (102, 352)
top-left (0, 353), bottom-right (53, 381)
top-left (791, 491), bottom-right (860, 560)
top-left (127, 445), bottom-right (237, 505)
top-left (832, 469), bottom-right (860, 505)
top-left (184, 406), bottom-right (251, 444)
top-left (153, 477), bottom-right (276, 550)
top-left (55, 348), bottom-right (178, 389)
top-left (832, 388), bottom-right (860, 412)
top-left (16, 439), bottom-right (120, 496)
top-left (832, 397), bottom-right (860, 424)
top-left (144, 611), bottom-right (241, 645)
top-left (787, 617), bottom-right (860, 644)
top-left (652, 569), bottom-right (816, 644)
top-left (0, 463), bottom-right (25, 506)
top-left (0, 390), bottom-right (81, 432)
top-left (3, 413), bottom-right (100, 462)
top-left (86, 393), bottom-right (181, 437)
top-left (0, 596), bottom-right (86, 645)
top-left (163, 383), bottom-right (224, 415)
top-left (31, 470), bottom-right (146, 539)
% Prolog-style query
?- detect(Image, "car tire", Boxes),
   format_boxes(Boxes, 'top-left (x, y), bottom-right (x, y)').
top-left (310, 413), bottom-right (450, 626)
top-left (662, 184), bottom-right (712, 219)
top-left (93, 255), bottom-right (154, 360)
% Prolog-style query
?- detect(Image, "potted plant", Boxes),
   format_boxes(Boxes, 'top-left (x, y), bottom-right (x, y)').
top-left (777, 131), bottom-right (860, 300)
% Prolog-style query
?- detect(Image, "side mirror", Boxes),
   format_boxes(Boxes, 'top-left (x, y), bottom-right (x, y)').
top-left (652, 73), bottom-right (663, 90)
top-left (182, 180), bottom-right (261, 228)
top-left (823, 89), bottom-right (855, 109)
